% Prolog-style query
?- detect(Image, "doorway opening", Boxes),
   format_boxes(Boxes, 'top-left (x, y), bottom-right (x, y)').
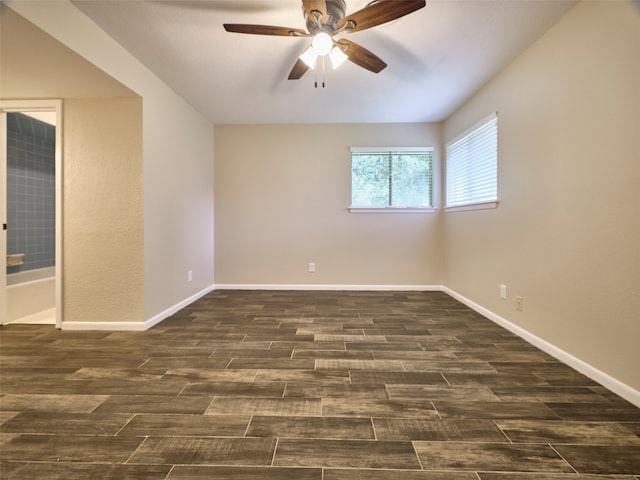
top-left (1, 100), bottom-right (63, 328)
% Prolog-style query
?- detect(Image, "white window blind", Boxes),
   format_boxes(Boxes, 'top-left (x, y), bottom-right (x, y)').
top-left (350, 148), bottom-right (433, 208)
top-left (445, 113), bottom-right (497, 208)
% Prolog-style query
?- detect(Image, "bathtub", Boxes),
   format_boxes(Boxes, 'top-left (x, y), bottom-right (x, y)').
top-left (6, 266), bottom-right (56, 324)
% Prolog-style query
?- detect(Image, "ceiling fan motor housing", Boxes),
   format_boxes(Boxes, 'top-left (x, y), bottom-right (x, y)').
top-left (304, 0), bottom-right (347, 33)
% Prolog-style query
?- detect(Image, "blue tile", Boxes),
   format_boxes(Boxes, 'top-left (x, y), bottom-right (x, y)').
top-left (5, 113), bottom-right (57, 273)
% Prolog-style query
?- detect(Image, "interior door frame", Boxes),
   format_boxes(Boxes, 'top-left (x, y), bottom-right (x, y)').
top-left (1, 99), bottom-right (63, 329)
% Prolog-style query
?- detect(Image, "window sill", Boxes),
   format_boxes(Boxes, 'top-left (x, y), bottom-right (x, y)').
top-left (445, 201), bottom-right (499, 213)
top-left (349, 206), bottom-right (437, 214)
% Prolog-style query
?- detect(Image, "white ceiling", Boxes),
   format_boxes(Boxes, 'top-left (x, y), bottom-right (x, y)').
top-left (71, 0), bottom-right (576, 125)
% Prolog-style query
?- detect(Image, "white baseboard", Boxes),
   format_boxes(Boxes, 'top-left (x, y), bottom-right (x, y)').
top-left (143, 284), bottom-right (216, 330)
top-left (60, 285), bottom-right (216, 332)
top-left (442, 286), bottom-right (640, 408)
top-left (214, 284), bottom-right (442, 291)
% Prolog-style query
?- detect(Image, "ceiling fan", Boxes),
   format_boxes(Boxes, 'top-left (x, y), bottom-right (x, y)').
top-left (223, 0), bottom-right (426, 80)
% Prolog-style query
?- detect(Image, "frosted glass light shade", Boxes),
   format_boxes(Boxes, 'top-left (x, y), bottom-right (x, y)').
top-left (312, 32), bottom-right (333, 56)
top-left (299, 46), bottom-right (318, 68)
top-left (329, 46), bottom-right (348, 69)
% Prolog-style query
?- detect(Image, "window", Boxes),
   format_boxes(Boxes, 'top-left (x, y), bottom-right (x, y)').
top-left (350, 148), bottom-right (434, 211)
top-left (445, 113), bottom-right (498, 210)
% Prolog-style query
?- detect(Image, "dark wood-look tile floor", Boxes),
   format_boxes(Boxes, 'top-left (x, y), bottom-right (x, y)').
top-left (1, 290), bottom-right (639, 479)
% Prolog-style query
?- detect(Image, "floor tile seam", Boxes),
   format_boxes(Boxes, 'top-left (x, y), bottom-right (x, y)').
top-left (269, 437), bottom-right (279, 467)
top-left (10, 432), bottom-right (275, 441)
top-left (203, 396), bottom-right (218, 415)
top-left (410, 440), bottom-right (426, 470)
top-left (473, 469), bottom-right (577, 476)
top-left (409, 437), bottom-right (640, 470)
top-left (494, 420), bottom-right (640, 442)
top-left (368, 417), bottom-right (379, 441)
top-left (498, 418), bottom-right (640, 426)
top-left (1, 431), bottom-right (141, 438)
top-left (122, 434), bottom-right (151, 465)
top-left (491, 419), bottom-right (514, 444)
top-left (429, 400), bottom-right (443, 420)
top-left (518, 439), bottom-right (640, 447)
top-left (321, 467), bottom-right (472, 474)
top-left (240, 413), bottom-right (257, 438)
top-left (163, 464), bottom-right (178, 480)
top-left (175, 381), bottom-right (193, 397)
top-left (543, 443), bottom-right (580, 474)
top-left (0, 459), bottom-right (162, 468)
top-left (120, 431), bottom-right (282, 440)
top-left (83, 394), bottom-right (111, 414)
top-left (383, 383), bottom-right (391, 400)
top-left (136, 357), bottom-right (155, 371)
top-left (274, 437), bottom-right (425, 444)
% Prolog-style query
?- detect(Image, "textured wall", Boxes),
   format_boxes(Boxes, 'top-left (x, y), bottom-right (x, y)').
top-left (63, 98), bottom-right (144, 323)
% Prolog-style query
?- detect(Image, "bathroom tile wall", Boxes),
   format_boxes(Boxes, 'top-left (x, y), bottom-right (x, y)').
top-left (6, 113), bottom-right (56, 273)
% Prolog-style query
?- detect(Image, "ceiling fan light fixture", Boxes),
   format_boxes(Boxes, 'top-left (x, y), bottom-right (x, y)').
top-left (329, 46), bottom-right (348, 69)
top-left (299, 46), bottom-right (318, 68)
top-left (311, 32), bottom-right (333, 56)
top-left (224, 0), bottom-right (426, 80)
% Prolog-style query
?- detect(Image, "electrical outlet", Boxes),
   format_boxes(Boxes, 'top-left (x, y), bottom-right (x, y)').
top-left (500, 284), bottom-right (507, 300)
top-left (187, 270), bottom-right (193, 282)
top-left (308, 262), bottom-right (316, 273)
top-left (515, 296), bottom-right (523, 311)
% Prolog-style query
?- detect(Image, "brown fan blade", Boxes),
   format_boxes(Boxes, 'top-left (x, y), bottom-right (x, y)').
top-left (337, 39), bottom-right (387, 73)
top-left (337, 0), bottom-right (426, 33)
top-left (223, 24), bottom-right (307, 36)
top-left (288, 58), bottom-right (311, 80)
top-left (302, 0), bottom-right (327, 24)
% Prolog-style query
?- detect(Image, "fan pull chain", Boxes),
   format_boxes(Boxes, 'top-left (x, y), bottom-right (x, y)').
top-left (314, 60), bottom-right (319, 88)
top-left (314, 57), bottom-right (326, 88)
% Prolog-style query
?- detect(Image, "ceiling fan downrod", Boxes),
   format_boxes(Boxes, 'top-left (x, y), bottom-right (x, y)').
top-left (304, 0), bottom-right (347, 34)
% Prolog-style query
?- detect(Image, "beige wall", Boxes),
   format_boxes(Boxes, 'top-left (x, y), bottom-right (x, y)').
top-left (143, 93), bottom-right (214, 315)
top-left (214, 123), bottom-right (442, 286)
top-left (8, 1), bottom-right (215, 324)
top-left (63, 98), bottom-right (144, 322)
top-left (0, 4), bottom-right (136, 99)
top-left (442, 1), bottom-right (640, 390)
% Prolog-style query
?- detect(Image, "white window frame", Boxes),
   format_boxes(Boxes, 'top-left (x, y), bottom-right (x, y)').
top-left (349, 147), bottom-right (436, 213)
top-left (445, 113), bottom-right (498, 212)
